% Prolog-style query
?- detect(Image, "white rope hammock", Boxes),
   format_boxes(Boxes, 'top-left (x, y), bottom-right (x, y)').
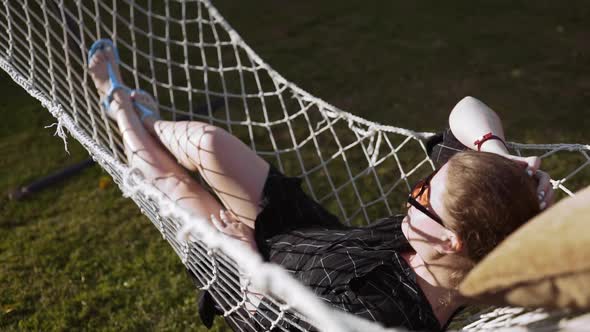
top-left (1, 1), bottom-right (589, 330)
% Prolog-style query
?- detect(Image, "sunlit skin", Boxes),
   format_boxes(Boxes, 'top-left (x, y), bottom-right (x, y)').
top-left (400, 163), bottom-right (468, 325)
top-left (89, 42), bottom-right (555, 329)
top-left (401, 158), bottom-right (553, 326)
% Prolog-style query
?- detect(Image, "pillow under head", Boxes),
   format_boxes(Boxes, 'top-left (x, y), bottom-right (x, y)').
top-left (459, 185), bottom-right (590, 309)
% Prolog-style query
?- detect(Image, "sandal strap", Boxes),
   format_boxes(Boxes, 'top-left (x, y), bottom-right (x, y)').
top-left (88, 39), bottom-right (131, 115)
top-left (131, 89), bottom-right (159, 121)
top-left (100, 62), bottom-right (131, 111)
top-left (88, 39), bottom-right (120, 65)
top-left (135, 101), bottom-right (157, 121)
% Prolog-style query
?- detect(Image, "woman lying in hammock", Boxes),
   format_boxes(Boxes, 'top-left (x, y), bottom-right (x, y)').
top-left (88, 39), bottom-right (554, 331)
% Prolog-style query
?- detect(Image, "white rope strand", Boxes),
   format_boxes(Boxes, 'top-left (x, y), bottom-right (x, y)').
top-left (2, 1), bottom-right (589, 331)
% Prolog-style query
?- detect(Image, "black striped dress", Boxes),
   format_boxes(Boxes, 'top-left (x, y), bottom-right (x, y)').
top-left (192, 129), bottom-right (466, 331)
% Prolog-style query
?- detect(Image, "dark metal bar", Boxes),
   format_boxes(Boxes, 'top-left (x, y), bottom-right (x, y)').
top-left (7, 158), bottom-right (95, 200)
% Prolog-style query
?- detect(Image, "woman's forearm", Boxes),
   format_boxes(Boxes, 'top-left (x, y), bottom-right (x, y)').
top-left (448, 96), bottom-right (509, 155)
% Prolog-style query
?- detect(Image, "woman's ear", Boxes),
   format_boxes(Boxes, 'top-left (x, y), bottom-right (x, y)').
top-left (433, 229), bottom-right (463, 254)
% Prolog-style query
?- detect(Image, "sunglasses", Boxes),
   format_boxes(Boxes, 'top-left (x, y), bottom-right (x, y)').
top-left (406, 169), bottom-right (445, 226)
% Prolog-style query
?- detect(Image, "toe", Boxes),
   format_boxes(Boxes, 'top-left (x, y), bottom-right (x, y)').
top-left (89, 53), bottom-right (100, 68)
top-left (131, 91), bottom-right (145, 104)
top-left (89, 52), bottom-right (107, 73)
top-left (105, 49), bottom-right (114, 64)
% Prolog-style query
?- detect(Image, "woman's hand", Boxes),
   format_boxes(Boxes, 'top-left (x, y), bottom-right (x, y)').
top-left (534, 170), bottom-right (555, 210)
top-left (503, 155), bottom-right (541, 174)
top-left (448, 97), bottom-right (555, 211)
top-left (210, 210), bottom-right (257, 251)
top-left (507, 155), bottom-right (555, 211)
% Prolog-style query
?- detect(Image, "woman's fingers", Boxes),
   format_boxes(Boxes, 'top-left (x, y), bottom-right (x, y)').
top-left (506, 155), bottom-right (541, 174)
top-left (220, 209), bottom-right (233, 224)
top-left (536, 170), bottom-right (551, 193)
top-left (209, 210), bottom-right (257, 251)
top-left (212, 209), bottom-right (240, 231)
top-left (210, 213), bottom-right (226, 231)
top-left (503, 154), bottom-right (555, 211)
top-left (535, 170), bottom-right (555, 210)
top-left (543, 186), bottom-right (555, 209)
top-left (525, 156), bottom-right (541, 173)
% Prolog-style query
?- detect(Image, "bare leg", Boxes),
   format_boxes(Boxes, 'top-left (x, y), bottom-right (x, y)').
top-left (88, 45), bottom-right (252, 242)
top-left (134, 92), bottom-right (267, 309)
top-left (140, 115), bottom-right (270, 229)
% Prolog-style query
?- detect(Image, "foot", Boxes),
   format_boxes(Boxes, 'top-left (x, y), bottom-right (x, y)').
top-left (130, 89), bottom-right (160, 135)
top-left (88, 41), bottom-right (132, 119)
top-left (130, 89), bottom-right (160, 121)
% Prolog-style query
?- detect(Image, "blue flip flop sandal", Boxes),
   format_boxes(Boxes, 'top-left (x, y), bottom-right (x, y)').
top-left (88, 39), bottom-right (131, 117)
top-left (131, 89), bottom-right (160, 121)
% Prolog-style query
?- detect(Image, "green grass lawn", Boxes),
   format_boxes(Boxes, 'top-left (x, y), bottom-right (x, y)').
top-left (1, 0), bottom-right (589, 330)
top-left (0, 73), bottom-right (225, 330)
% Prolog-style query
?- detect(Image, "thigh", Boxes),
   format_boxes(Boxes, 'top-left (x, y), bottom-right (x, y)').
top-left (182, 122), bottom-right (270, 228)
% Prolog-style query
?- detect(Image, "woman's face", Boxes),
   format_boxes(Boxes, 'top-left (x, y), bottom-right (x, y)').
top-left (401, 163), bottom-right (457, 259)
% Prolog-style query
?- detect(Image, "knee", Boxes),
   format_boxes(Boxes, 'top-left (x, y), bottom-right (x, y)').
top-left (189, 123), bottom-right (230, 154)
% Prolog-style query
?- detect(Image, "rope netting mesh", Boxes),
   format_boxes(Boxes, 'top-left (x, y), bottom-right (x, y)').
top-left (1, 0), bottom-right (589, 330)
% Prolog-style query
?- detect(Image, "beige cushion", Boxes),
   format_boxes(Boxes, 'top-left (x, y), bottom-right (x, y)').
top-left (459, 185), bottom-right (590, 309)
